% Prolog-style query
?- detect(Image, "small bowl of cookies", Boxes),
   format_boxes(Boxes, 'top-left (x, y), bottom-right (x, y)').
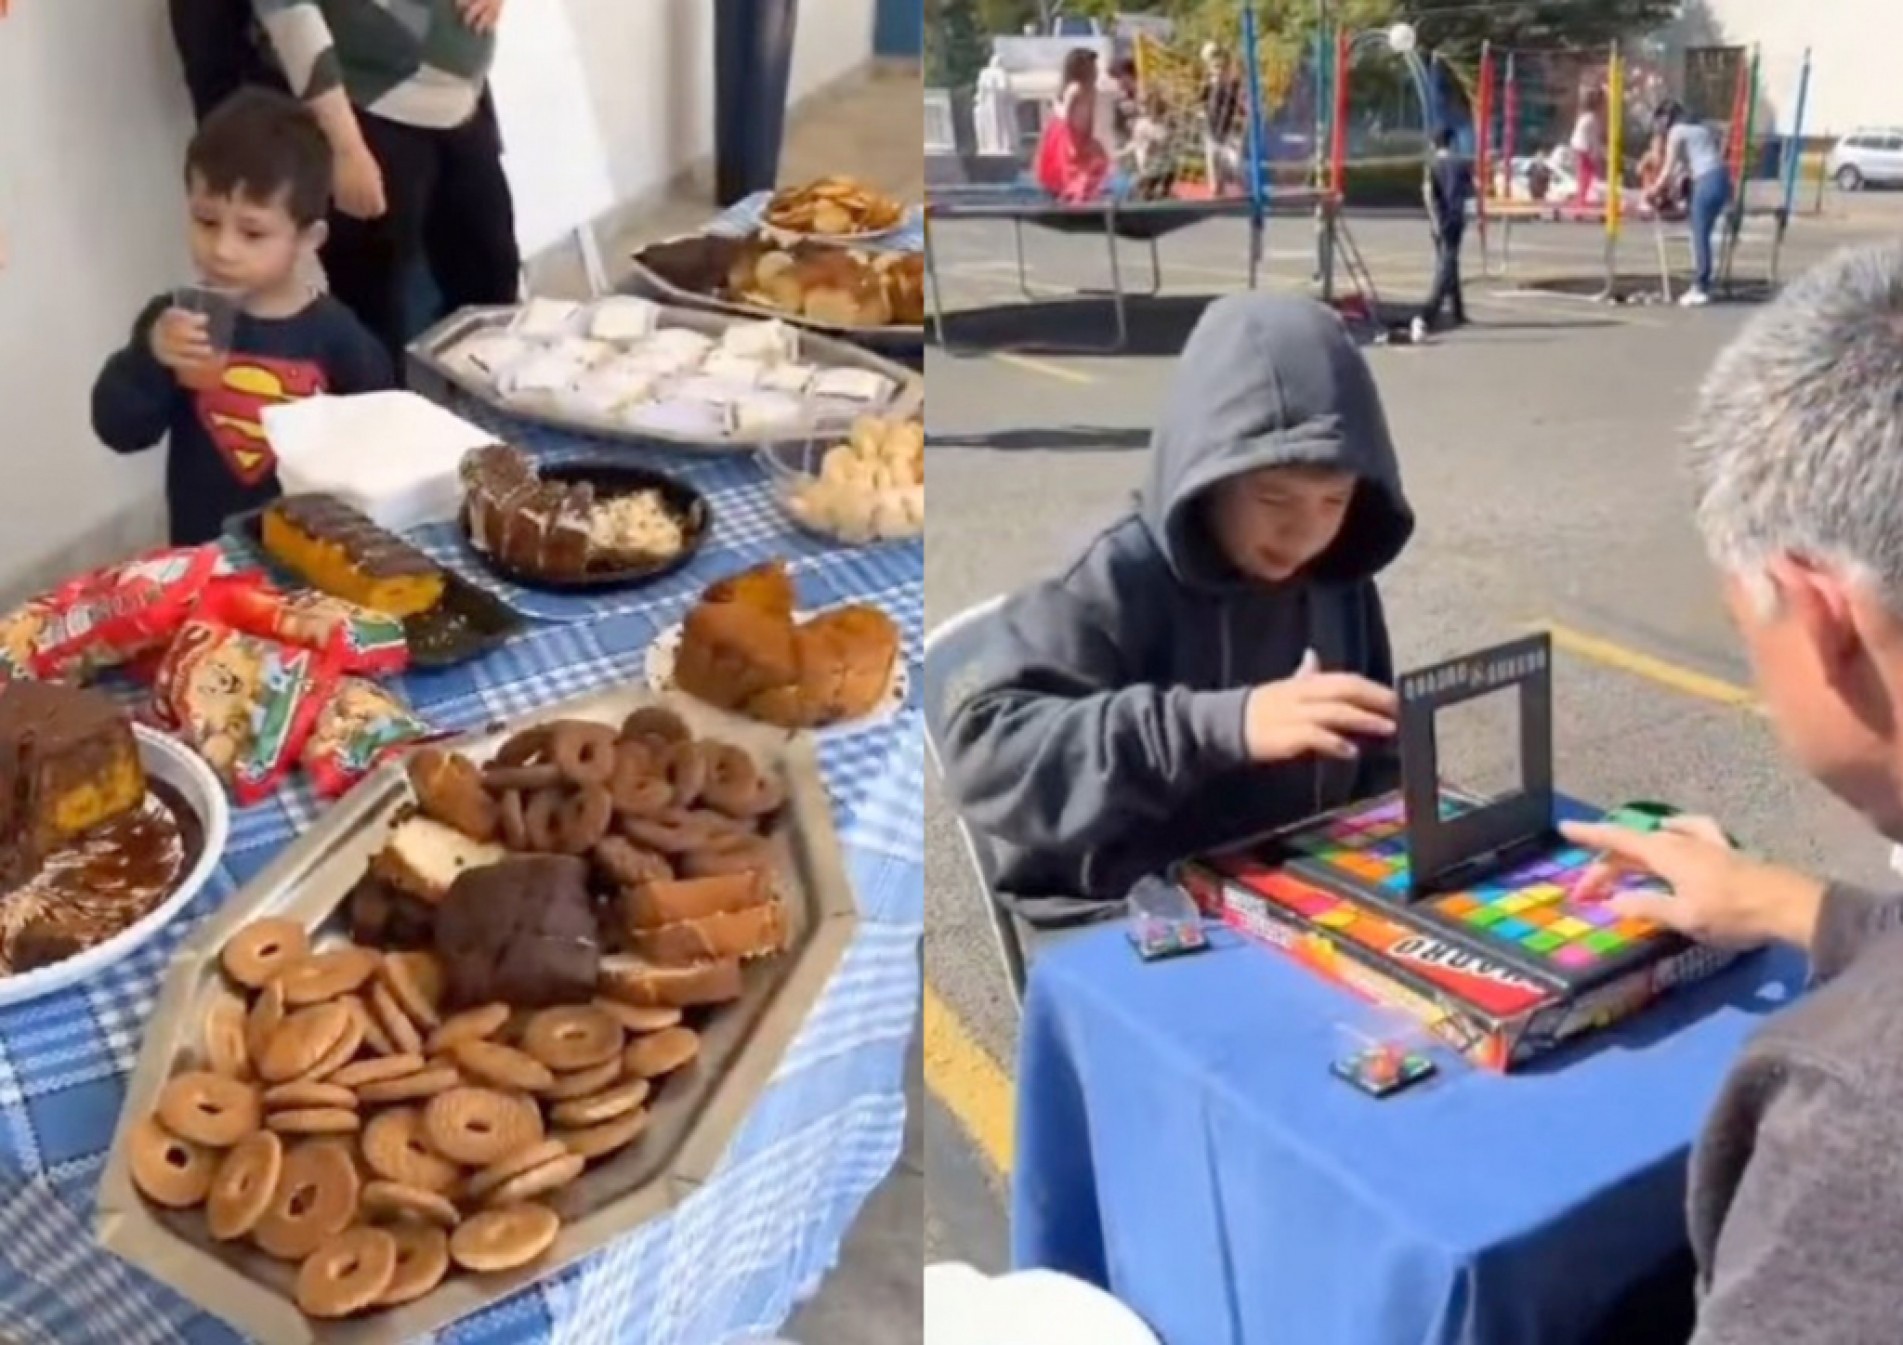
top-left (758, 416), bottom-right (924, 546)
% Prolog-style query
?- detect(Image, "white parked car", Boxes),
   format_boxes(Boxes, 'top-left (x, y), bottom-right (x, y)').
top-left (1826, 128), bottom-right (1903, 190)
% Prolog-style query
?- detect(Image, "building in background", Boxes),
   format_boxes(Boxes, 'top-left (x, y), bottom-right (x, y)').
top-left (1686, 0), bottom-right (1893, 135)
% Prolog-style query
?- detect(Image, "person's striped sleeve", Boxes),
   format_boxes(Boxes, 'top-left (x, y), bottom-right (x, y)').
top-left (251, 0), bottom-right (342, 102)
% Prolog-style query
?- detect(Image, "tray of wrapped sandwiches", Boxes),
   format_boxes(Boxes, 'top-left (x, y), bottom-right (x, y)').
top-left (97, 685), bottom-right (856, 1343)
top-left (407, 297), bottom-right (923, 455)
top-left (625, 233), bottom-right (923, 359)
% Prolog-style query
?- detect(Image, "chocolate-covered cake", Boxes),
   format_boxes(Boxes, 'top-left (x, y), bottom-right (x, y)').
top-left (0, 683), bottom-right (200, 973)
top-left (261, 494), bottom-right (447, 617)
top-left (462, 445), bottom-right (598, 581)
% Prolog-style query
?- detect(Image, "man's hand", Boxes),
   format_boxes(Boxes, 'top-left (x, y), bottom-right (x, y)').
top-left (1561, 814), bottom-right (1827, 950)
top-left (333, 143), bottom-right (388, 220)
top-left (149, 308), bottom-right (218, 378)
top-left (1242, 651), bottom-right (1398, 764)
top-left (457, 0), bottom-right (505, 33)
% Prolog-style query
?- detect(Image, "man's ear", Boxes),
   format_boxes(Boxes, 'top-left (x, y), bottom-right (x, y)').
top-left (1767, 552), bottom-right (1861, 672)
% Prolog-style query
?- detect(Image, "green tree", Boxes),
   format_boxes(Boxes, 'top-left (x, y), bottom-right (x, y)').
top-left (1401, 0), bottom-right (1680, 63)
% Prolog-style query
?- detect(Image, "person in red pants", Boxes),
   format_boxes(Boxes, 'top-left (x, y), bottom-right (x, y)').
top-left (251, 0), bottom-right (521, 370)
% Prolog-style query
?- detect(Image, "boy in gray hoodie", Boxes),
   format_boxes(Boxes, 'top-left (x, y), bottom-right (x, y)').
top-left (943, 295), bottom-right (1414, 924)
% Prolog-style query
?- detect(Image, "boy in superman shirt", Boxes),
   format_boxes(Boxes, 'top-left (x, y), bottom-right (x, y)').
top-left (93, 88), bottom-right (391, 546)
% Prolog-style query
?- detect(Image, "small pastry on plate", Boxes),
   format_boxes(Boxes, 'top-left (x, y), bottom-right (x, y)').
top-left (588, 296), bottom-right (662, 342)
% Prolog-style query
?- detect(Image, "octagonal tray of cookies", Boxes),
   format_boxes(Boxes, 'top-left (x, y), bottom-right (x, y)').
top-left (95, 686), bottom-right (856, 1344)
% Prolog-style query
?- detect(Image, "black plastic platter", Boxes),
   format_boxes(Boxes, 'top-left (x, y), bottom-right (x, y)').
top-left (460, 461), bottom-right (713, 593)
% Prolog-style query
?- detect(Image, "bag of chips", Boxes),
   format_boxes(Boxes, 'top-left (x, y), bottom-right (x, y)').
top-left (29, 545), bottom-right (242, 682)
top-left (197, 580), bottom-right (409, 676)
top-left (153, 618), bottom-right (340, 805)
top-left (301, 677), bottom-right (437, 799)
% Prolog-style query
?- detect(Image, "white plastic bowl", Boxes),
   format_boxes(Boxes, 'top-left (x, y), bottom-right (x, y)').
top-left (0, 725), bottom-right (229, 1006)
top-left (756, 437), bottom-right (924, 546)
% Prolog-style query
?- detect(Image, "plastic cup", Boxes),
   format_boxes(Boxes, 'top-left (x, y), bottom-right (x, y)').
top-left (170, 284), bottom-right (243, 390)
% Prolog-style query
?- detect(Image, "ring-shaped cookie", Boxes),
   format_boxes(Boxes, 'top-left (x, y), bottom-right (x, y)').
top-left (699, 743), bottom-right (786, 818)
top-left (619, 807), bottom-right (729, 855)
top-left (531, 786), bottom-right (615, 854)
top-left (608, 751), bottom-right (672, 818)
top-left (483, 762), bottom-right (563, 792)
top-left (221, 918), bottom-right (310, 989)
top-left (498, 788), bottom-right (530, 851)
top-left (493, 726), bottom-right (553, 767)
top-left (550, 722), bottom-right (618, 787)
top-left (620, 706), bottom-right (691, 746)
top-left (296, 1226), bottom-right (398, 1319)
top-left (664, 741), bottom-right (709, 808)
top-left (423, 1087), bottom-right (545, 1166)
top-left (681, 831), bottom-right (776, 878)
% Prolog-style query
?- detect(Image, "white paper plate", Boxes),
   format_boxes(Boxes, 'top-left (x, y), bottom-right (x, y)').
top-left (0, 726), bottom-right (230, 1007)
top-left (644, 611), bottom-right (908, 732)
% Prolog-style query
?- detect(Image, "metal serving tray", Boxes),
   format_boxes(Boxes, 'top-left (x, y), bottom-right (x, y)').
top-left (96, 685), bottom-right (859, 1345)
top-left (406, 303), bottom-right (923, 455)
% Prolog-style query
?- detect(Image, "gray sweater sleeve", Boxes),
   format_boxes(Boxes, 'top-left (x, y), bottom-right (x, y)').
top-left (1690, 1055), bottom-right (1903, 1344)
top-left (1808, 882), bottom-right (1903, 983)
top-left (251, 0), bottom-right (343, 101)
top-left (941, 585), bottom-right (1252, 855)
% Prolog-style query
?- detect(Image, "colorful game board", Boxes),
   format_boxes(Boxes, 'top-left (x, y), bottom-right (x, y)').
top-left (1277, 791), bottom-right (1677, 993)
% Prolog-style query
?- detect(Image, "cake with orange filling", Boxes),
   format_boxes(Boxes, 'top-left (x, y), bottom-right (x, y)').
top-left (0, 682), bottom-right (146, 889)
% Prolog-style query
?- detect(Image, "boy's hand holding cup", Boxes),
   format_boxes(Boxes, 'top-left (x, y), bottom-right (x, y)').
top-left (1243, 649), bottom-right (1399, 764)
top-left (156, 286), bottom-right (241, 391)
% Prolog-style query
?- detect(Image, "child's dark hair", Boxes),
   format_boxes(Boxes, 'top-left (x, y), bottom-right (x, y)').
top-left (1434, 125), bottom-right (1457, 150)
top-left (185, 88), bottom-right (332, 227)
top-left (1061, 47), bottom-right (1099, 90)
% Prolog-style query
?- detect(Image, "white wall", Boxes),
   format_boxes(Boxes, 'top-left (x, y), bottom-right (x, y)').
top-left (1690, 0), bottom-right (1893, 136)
top-left (0, 0), bottom-right (876, 601)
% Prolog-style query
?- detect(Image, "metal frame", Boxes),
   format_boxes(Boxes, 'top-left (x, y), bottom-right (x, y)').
top-left (922, 596), bottom-right (1029, 1007)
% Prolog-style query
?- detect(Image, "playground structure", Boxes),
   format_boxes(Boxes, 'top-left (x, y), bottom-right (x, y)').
top-left (1457, 39), bottom-right (1813, 300)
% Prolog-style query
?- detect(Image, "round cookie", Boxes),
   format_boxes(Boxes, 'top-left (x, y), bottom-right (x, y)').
top-left (361, 1179), bottom-right (461, 1229)
top-left (549, 721), bottom-right (618, 787)
top-left (245, 979), bottom-right (287, 1067)
top-left (376, 1224), bottom-right (450, 1307)
top-left (294, 1008), bottom-right (367, 1083)
top-left (521, 1005), bottom-right (622, 1073)
top-left (258, 1002), bottom-right (352, 1083)
top-left (542, 1058), bottom-right (623, 1102)
top-left (128, 1114), bottom-right (217, 1209)
top-left (157, 1071), bottom-right (261, 1148)
top-left (207, 1131), bottom-right (283, 1241)
top-left (329, 1054), bottom-right (425, 1090)
top-left (221, 918), bottom-right (310, 989)
top-left (379, 951), bottom-right (445, 1030)
top-left (593, 998), bottom-right (682, 1034)
top-left (296, 1225), bottom-right (398, 1319)
top-left (266, 1108), bottom-right (362, 1136)
top-left (423, 1087), bottom-right (544, 1166)
top-left (622, 1027), bottom-right (701, 1080)
top-left (549, 1076), bottom-right (650, 1129)
top-left (203, 990), bottom-right (251, 1080)
top-left (253, 1140), bottom-right (360, 1261)
top-left (485, 1150), bottom-right (585, 1207)
top-left (362, 1107), bottom-right (462, 1195)
top-left (620, 706), bottom-right (691, 746)
top-left (450, 1203), bottom-right (561, 1273)
top-left (453, 1039), bottom-right (555, 1093)
top-left (464, 1139), bottom-right (570, 1204)
top-left (369, 980), bottom-right (425, 1056)
top-left (279, 947), bottom-right (380, 1006)
top-left (427, 1002), bottom-right (511, 1055)
top-left (354, 1064), bottom-right (461, 1105)
top-left (262, 1080), bottom-right (357, 1111)
top-left (557, 1107), bottom-right (651, 1163)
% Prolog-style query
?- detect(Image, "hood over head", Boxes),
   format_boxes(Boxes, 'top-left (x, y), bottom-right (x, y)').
top-left (1140, 294), bottom-right (1414, 589)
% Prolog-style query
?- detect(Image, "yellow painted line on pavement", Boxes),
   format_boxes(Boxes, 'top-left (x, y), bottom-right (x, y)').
top-left (988, 351), bottom-right (1096, 384)
top-left (1534, 618), bottom-right (1760, 711)
top-left (923, 982), bottom-right (1016, 1175)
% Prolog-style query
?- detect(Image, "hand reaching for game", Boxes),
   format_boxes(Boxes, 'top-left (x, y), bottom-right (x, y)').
top-left (1560, 814), bottom-right (1826, 950)
top-left (1243, 650), bottom-right (1397, 765)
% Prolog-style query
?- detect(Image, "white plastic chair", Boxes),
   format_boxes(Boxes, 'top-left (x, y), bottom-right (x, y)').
top-left (923, 596), bottom-right (1029, 1006)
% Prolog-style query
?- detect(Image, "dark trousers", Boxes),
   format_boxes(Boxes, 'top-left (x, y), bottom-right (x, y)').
top-left (1421, 224), bottom-right (1466, 327)
top-left (714, 0), bottom-right (799, 205)
top-left (168, 0), bottom-right (284, 122)
top-left (321, 92), bottom-right (521, 372)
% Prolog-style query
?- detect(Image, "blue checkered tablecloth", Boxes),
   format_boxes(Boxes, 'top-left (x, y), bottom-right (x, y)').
top-left (0, 410), bottom-right (922, 1344)
top-left (707, 191), bottom-right (923, 254)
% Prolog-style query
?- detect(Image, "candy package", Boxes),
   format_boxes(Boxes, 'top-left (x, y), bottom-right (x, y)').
top-left (0, 592), bottom-right (61, 683)
top-left (153, 618), bottom-right (339, 805)
top-left (301, 677), bottom-right (436, 798)
top-left (198, 579), bottom-right (409, 676)
top-left (25, 546), bottom-right (240, 682)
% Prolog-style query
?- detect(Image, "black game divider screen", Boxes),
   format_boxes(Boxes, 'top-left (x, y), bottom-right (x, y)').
top-left (1397, 633), bottom-right (1557, 897)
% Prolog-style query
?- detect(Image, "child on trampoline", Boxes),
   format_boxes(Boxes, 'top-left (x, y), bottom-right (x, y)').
top-left (940, 295), bottom-right (1415, 926)
top-left (1036, 48), bottom-right (1114, 202)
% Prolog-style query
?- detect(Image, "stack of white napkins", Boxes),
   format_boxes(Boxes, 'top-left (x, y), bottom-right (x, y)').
top-left (263, 391), bottom-right (496, 531)
top-left (923, 1264), bottom-right (1160, 1345)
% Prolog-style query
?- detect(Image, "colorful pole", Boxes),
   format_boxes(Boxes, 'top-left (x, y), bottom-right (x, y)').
top-left (1780, 47), bottom-right (1812, 215)
top-left (1605, 44), bottom-right (1624, 240)
top-left (1475, 42), bottom-right (1493, 213)
top-left (1724, 54), bottom-right (1750, 184)
top-left (1243, 4), bottom-right (1268, 232)
top-left (1313, 26), bottom-right (1329, 194)
top-left (1736, 44), bottom-right (1762, 199)
top-left (1501, 52), bottom-right (1518, 189)
top-left (1330, 26), bottom-right (1349, 199)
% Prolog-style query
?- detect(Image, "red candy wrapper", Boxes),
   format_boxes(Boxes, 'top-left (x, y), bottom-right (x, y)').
top-left (154, 618), bottom-right (340, 805)
top-left (23, 545), bottom-right (241, 682)
top-left (301, 678), bottom-right (436, 798)
top-left (197, 580), bottom-right (409, 677)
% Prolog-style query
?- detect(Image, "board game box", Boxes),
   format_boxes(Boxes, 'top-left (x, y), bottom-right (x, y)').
top-left (1179, 634), bottom-right (1742, 1071)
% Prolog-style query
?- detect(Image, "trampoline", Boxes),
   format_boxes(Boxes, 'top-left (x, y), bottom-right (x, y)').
top-left (923, 181), bottom-right (1273, 353)
top-left (1481, 199), bottom-right (1791, 300)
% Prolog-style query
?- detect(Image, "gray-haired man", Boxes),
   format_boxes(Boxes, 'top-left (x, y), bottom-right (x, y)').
top-left (1565, 243), bottom-right (1903, 1342)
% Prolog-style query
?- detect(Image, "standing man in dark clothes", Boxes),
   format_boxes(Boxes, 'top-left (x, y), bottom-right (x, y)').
top-left (1413, 126), bottom-right (1473, 343)
top-left (251, 0), bottom-right (522, 368)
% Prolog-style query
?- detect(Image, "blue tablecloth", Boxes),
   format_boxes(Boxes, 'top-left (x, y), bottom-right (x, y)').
top-left (0, 405), bottom-right (923, 1344)
top-left (1015, 919), bottom-right (1807, 1345)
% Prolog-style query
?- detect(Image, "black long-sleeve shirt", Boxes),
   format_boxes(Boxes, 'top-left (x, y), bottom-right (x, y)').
top-left (92, 293), bottom-right (392, 545)
top-left (1426, 152), bottom-right (1475, 238)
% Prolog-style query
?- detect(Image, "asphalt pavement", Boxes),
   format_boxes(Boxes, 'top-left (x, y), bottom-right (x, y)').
top-left (921, 191), bottom-right (1903, 1268)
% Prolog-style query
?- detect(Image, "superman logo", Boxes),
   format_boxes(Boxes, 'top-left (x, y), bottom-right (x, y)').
top-left (194, 355), bottom-right (328, 486)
